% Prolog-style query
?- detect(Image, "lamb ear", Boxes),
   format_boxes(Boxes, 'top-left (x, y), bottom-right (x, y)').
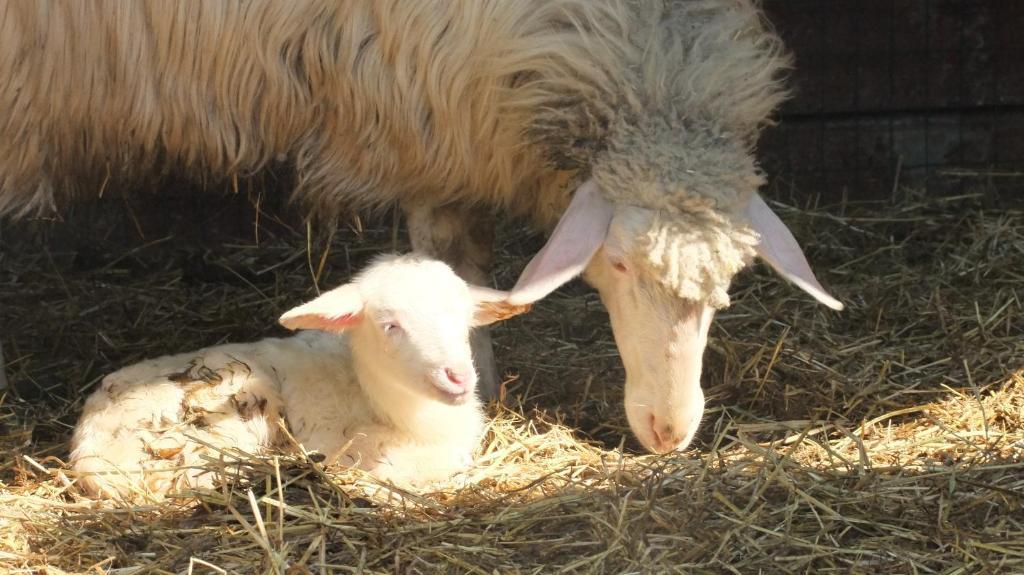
top-left (508, 179), bottom-right (614, 306)
top-left (746, 193), bottom-right (844, 311)
top-left (469, 286), bottom-right (532, 327)
top-left (279, 284), bottom-right (365, 332)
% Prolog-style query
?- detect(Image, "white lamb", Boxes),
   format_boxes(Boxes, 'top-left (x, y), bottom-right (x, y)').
top-left (69, 254), bottom-right (526, 500)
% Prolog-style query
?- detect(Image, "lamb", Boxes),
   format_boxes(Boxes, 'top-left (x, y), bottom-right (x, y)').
top-left (2, 0), bottom-right (843, 454)
top-left (69, 254), bottom-right (525, 499)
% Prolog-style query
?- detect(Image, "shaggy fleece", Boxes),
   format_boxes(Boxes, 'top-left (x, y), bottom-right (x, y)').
top-left (590, 115), bottom-right (764, 308)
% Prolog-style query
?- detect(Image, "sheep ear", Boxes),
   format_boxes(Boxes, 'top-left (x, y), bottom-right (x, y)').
top-left (508, 180), bottom-right (614, 306)
top-left (469, 286), bottom-right (531, 327)
top-left (279, 284), bottom-right (365, 332)
top-left (746, 193), bottom-right (844, 311)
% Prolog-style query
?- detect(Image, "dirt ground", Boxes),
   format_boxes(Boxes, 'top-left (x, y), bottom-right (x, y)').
top-left (1, 181), bottom-right (1022, 574)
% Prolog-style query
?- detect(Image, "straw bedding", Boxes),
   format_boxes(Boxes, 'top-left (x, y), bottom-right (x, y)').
top-left (1, 184), bottom-right (1022, 574)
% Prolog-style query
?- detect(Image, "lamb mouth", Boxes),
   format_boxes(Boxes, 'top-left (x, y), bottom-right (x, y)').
top-left (429, 381), bottom-right (471, 403)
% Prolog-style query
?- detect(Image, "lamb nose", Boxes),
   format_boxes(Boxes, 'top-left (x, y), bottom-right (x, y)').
top-left (444, 368), bottom-right (465, 386)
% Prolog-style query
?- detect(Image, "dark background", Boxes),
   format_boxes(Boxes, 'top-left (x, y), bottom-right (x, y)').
top-left (760, 0), bottom-right (1024, 203)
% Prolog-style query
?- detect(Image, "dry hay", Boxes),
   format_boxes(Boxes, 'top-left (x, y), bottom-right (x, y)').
top-left (1, 184), bottom-right (1023, 574)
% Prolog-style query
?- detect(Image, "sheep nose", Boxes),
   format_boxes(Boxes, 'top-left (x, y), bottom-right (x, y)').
top-left (649, 414), bottom-right (687, 454)
top-left (444, 368), bottom-right (466, 387)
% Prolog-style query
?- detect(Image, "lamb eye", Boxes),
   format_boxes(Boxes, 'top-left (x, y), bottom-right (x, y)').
top-left (383, 322), bottom-right (402, 334)
top-left (611, 260), bottom-right (629, 273)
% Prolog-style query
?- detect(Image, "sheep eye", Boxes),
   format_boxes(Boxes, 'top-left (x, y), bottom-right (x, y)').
top-left (610, 260), bottom-right (629, 273)
top-left (383, 322), bottom-right (402, 334)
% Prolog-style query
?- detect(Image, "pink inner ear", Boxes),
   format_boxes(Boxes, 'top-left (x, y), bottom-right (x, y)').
top-left (280, 312), bottom-right (361, 333)
top-left (747, 193), bottom-right (844, 311)
top-left (279, 283), bottom-right (365, 332)
top-left (508, 180), bottom-right (614, 306)
top-left (321, 313), bottom-right (360, 331)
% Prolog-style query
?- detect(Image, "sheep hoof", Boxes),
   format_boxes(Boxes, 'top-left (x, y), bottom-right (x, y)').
top-left (471, 329), bottom-right (501, 402)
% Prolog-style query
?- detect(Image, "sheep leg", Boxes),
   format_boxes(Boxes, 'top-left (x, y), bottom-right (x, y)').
top-left (404, 203), bottom-right (501, 401)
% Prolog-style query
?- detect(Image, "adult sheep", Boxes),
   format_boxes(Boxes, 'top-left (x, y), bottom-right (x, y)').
top-left (0, 0), bottom-right (842, 453)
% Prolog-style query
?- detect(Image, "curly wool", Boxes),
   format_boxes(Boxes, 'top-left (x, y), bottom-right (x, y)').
top-left (593, 115), bottom-right (764, 307)
top-left (593, 115), bottom-right (764, 213)
top-left (548, 0), bottom-right (786, 307)
top-left (638, 209), bottom-right (757, 308)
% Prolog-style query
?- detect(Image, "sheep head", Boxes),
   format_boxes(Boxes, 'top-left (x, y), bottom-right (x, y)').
top-left (512, 0), bottom-right (848, 450)
top-left (280, 254), bottom-right (524, 406)
top-left (509, 131), bottom-right (842, 453)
